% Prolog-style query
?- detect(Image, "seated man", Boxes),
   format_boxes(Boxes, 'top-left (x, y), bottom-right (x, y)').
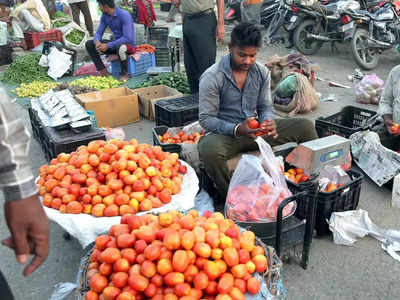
top-left (198, 22), bottom-right (318, 201)
top-left (85, 0), bottom-right (135, 81)
top-left (377, 64), bottom-right (400, 150)
top-left (9, 0), bottom-right (50, 49)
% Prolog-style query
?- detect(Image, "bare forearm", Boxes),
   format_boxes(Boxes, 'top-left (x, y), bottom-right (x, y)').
top-left (217, 0), bottom-right (224, 24)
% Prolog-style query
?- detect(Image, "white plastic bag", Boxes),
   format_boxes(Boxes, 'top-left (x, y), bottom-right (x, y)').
top-left (47, 47), bottom-right (72, 80)
top-left (226, 137), bottom-right (294, 222)
top-left (0, 21), bottom-right (7, 46)
top-left (355, 74), bottom-right (384, 105)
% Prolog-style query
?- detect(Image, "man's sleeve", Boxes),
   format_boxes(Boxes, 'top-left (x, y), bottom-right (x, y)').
top-left (378, 69), bottom-right (394, 116)
top-left (199, 72), bottom-right (236, 136)
top-left (93, 15), bottom-right (106, 44)
top-left (257, 69), bottom-right (274, 122)
top-left (107, 13), bottom-right (134, 49)
top-left (10, 0), bottom-right (34, 19)
top-left (0, 89), bottom-right (37, 202)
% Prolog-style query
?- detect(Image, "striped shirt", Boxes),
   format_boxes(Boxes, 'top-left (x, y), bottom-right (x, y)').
top-left (0, 87), bottom-right (37, 202)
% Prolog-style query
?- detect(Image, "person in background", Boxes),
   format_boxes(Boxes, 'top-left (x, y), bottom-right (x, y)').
top-left (85, 0), bottom-right (135, 81)
top-left (9, 0), bottom-right (50, 49)
top-left (378, 65), bottom-right (400, 150)
top-left (241, 0), bottom-right (262, 25)
top-left (136, 0), bottom-right (156, 29)
top-left (166, 1), bottom-right (178, 22)
top-left (0, 86), bottom-right (50, 300)
top-left (173, 0), bottom-right (225, 94)
top-left (68, 0), bottom-right (94, 36)
top-left (198, 23), bottom-right (318, 201)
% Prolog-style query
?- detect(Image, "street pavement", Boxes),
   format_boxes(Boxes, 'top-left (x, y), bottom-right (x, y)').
top-left (1, 9), bottom-right (400, 300)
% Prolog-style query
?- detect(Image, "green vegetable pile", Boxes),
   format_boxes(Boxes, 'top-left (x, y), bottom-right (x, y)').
top-left (65, 29), bottom-right (85, 45)
top-left (53, 20), bottom-right (70, 28)
top-left (2, 53), bottom-right (51, 84)
top-left (52, 11), bottom-right (68, 20)
top-left (70, 76), bottom-right (121, 90)
top-left (133, 72), bottom-right (191, 94)
top-left (117, 4), bottom-right (133, 14)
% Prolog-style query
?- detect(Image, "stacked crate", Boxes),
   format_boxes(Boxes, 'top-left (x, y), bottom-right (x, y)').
top-left (148, 27), bottom-right (171, 67)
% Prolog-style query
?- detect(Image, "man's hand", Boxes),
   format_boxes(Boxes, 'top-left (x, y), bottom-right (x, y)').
top-left (260, 119), bottom-right (278, 139)
top-left (243, 0), bottom-right (250, 7)
top-left (384, 115), bottom-right (399, 136)
top-left (236, 118), bottom-right (263, 138)
top-left (217, 22), bottom-right (225, 42)
top-left (96, 42), bottom-right (108, 53)
top-left (172, 0), bottom-right (180, 6)
top-left (2, 194), bottom-right (49, 277)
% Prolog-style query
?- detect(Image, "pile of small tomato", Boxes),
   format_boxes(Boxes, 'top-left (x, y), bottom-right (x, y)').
top-left (158, 130), bottom-right (205, 145)
top-left (37, 139), bottom-right (188, 217)
top-left (85, 210), bottom-right (267, 300)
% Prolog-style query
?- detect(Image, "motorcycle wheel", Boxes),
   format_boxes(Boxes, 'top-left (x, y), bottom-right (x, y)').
top-left (266, 8), bottom-right (286, 41)
top-left (293, 19), bottom-right (323, 55)
top-left (350, 28), bottom-right (379, 70)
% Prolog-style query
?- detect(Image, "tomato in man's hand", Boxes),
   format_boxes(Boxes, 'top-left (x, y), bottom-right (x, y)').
top-left (248, 119), bottom-right (259, 129)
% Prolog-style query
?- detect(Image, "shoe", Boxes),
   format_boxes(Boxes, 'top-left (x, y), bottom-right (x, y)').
top-left (285, 44), bottom-right (294, 49)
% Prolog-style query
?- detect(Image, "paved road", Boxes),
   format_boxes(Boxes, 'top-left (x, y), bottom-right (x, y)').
top-left (1, 14), bottom-right (400, 300)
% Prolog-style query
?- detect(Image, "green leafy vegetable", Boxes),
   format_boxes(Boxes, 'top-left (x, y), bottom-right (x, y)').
top-left (65, 29), bottom-right (85, 45)
top-left (131, 72), bottom-right (191, 94)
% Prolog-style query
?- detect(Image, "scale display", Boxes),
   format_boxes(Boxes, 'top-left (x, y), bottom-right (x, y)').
top-left (320, 149), bottom-right (343, 162)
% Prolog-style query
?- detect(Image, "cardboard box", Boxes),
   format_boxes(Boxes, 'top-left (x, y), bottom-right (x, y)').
top-left (131, 85), bottom-right (182, 120)
top-left (76, 87), bottom-right (139, 128)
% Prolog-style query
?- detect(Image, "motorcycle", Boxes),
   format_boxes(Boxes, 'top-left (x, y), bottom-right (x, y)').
top-left (224, 0), bottom-right (280, 27)
top-left (349, 1), bottom-right (400, 69)
top-left (290, 0), bottom-right (361, 55)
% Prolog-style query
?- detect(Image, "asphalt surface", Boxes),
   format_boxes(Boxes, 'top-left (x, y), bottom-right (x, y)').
top-left (1, 10), bottom-right (400, 300)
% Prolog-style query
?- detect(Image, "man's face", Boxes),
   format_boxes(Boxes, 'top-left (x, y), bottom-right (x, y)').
top-left (229, 45), bottom-right (258, 71)
top-left (99, 4), bottom-right (112, 15)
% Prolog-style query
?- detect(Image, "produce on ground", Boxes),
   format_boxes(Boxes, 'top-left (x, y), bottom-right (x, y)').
top-left (53, 20), bottom-right (70, 28)
top-left (70, 76), bottom-right (121, 90)
top-left (158, 130), bottom-right (205, 145)
top-left (2, 53), bottom-right (51, 84)
top-left (54, 83), bottom-right (98, 94)
top-left (322, 182), bottom-right (343, 193)
top-left (14, 81), bottom-right (59, 98)
top-left (65, 28), bottom-right (85, 45)
top-left (37, 139), bottom-right (188, 217)
top-left (227, 184), bottom-right (294, 222)
top-left (284, 168), bottom-right (309, 184)
top-left (85, 209), bottom-right (267, 299)
top-left (133, 73), bottom-right (191, 95)
top-left (52, 11), bottom-right (68, 19)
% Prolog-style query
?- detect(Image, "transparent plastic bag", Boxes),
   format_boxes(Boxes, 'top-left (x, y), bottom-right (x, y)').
top-left (226, 137), bottom-right (294, 222)
top-left (355, 74), bottom-right (384, 105)
top-left (105, 127), bottom-right (126, 140)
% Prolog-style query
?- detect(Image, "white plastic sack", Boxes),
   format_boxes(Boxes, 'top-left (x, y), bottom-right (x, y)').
top-left (0, 21), bottom-right (7, 46)
top-left (226, 137), bottom-right (294, 222)
top-left (51, 17), bottom-right (74, 34)
top-left (41, 161), bottom-right (199, 248)
top-left (329, 209), bottom-right (400, 262)
top-left (38, 54), bottom-right (49, 67)
top-left (47, 47), bottom-right (72, 80)
top-left (355, 74), bottom-right (384, 105)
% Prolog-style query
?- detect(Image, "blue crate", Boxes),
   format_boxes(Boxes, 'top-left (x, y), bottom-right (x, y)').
top-left (111, 52), bottom-right (156, 77)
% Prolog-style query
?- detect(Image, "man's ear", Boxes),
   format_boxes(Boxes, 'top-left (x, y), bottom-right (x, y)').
top-left (228, 43), bottom-right (232, 53)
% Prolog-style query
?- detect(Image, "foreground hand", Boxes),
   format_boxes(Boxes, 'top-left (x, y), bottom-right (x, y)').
top-left (260, 119), bottom-right (278, 139)
top-left (96, 43), bottom-right (108, 53)
top-left (217, 23), bottom-right (225, 42)
top-left (2, 194), bottom-right (49, 277)
top-left (243, 0), bottom-right (249, 7)
top-left (236, 118), bottom-right (263, 138)
top-left (384, 117), bottom-right (399, 136)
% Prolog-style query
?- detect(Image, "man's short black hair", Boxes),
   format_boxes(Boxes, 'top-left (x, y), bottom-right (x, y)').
top-left (97, 0), bottom-right (115, 8)
top-left (230, 23), bottom-right (262, 48)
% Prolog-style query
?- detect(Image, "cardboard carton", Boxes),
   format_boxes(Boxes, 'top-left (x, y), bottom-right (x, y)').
top-left (76, 87), bottom-right (139, 128)
top-left (131, 85), bottom-right (182, 120)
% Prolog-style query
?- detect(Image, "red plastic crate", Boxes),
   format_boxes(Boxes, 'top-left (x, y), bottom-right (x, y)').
top-left (24, 29), bottom-right (63, 50)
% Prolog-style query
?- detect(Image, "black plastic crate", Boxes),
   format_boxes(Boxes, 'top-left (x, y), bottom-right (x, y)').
top-left (148, 27), bottom-right (169, 48)
top-left (155, 94), bottom-right (199, 127)
top-left (160, 2), bottom-right (171, 12)
top-left (152, 125), bottom-right (182, 154)
top-left (274, 146), bottom-right (319, 221)
top-left (0, 44), bottom-right (12, 66)
top-left (40, 125), bottom-right (105, 161)
top-left (315, 168), bottom-right (363, 235)
top-left (28, 108), bottom-right (42, 141)
top-left (155, 47), bottom-right (171, 67)
top-left (42, 41), bottom-right (77, 76)
top-left (315, 106), bottom-right (378, 138)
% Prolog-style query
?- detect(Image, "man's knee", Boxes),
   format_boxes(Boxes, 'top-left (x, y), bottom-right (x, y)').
top-left (85, 40), bottom-right (95, 51)
top-left (198, 134), bottom-right (233, 164)
top-left (117, 44), bottom-right (128, 61)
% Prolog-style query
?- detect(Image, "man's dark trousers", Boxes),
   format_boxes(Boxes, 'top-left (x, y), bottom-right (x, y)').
top-left (183, 11), bottom-right (217, 94)
top-left (0, 270), bottom-right (14, 300)
top-left (85, 40), bottom-right (128, 73)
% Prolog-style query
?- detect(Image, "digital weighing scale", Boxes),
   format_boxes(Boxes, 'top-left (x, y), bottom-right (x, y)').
top-left (286, 135), bottom-right (351, 175)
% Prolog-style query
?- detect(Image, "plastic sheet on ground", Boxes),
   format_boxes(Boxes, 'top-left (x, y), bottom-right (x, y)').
top-left (41, 161), bottom-right (199, 248)
top-left (350, 130), bottom-right (400, 186)
top-left (329, 209), bottom-right (400, 262)
top-left (194, 189), bottom-right (215, 215)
